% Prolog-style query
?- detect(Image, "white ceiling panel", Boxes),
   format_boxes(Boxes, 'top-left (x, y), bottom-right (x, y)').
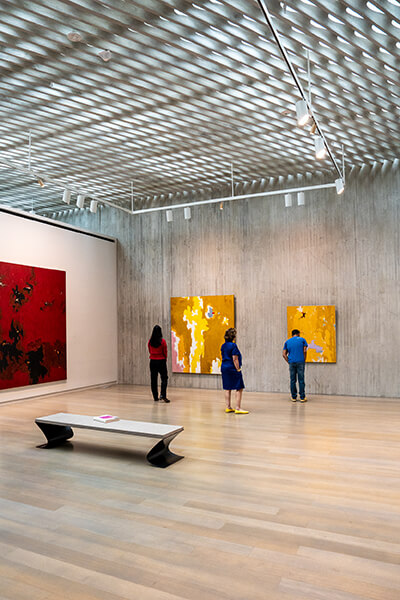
top-left (0, 0), bottom-right (399, 215)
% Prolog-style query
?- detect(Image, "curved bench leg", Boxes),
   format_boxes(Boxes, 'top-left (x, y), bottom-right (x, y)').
top-left (36, 421), bottom-right (74, 448)
top-left (146, 432), bottom-right (184, 468)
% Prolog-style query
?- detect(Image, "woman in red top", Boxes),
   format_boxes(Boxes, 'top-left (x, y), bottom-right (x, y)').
top-left (148, 325), bottom-right (170, 403)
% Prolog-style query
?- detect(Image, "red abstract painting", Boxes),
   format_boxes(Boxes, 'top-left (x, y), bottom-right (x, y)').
top-left (0, 262), bottom-right (66, 390)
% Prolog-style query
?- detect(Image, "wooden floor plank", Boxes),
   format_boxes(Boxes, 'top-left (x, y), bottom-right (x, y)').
top-left (1, 385), bottom-right (400, 599)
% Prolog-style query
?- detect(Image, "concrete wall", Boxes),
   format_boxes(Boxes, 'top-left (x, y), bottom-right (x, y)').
top-left (0, 209), bottom-right (118, 403)
top-left (62, 163), bottom-right (400, 398)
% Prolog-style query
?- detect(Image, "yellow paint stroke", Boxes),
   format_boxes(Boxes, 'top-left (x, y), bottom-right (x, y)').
top-left (171, 295), bottom-right (234, 374)
top-left (287, 305), bottom-right (336, 363)
top-left (183, 296), bottom-right (208, 373)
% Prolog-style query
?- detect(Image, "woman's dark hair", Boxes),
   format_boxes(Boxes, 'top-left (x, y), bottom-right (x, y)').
top-left (224, 327), bottom-right (236, 342)
top-left (150, 325), bottom-right (163, 347)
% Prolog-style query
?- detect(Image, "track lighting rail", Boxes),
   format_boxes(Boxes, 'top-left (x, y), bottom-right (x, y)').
top-left (256, 0), bottom-right (344, 182)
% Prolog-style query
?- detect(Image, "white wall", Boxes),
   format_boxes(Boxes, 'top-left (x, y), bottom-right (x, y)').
top-left (0, 209), bottom-right (118, 403)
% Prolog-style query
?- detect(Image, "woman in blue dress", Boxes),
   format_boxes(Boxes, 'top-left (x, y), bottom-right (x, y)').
top-left (220, 328), bottom-right (248, 414)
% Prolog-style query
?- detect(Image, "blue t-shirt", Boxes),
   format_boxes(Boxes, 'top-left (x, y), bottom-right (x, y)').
top-left (283, 336), bottom-right (308, 363)
top-left (221, 341), bottom-right (242, 368)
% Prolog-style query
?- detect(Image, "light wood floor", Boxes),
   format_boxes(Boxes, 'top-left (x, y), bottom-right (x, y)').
top-left (1, 385), bottom-right (400, 600)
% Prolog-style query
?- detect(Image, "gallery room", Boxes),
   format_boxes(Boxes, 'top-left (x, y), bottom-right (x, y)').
top-left (0, 0), bottom-right (399, 599)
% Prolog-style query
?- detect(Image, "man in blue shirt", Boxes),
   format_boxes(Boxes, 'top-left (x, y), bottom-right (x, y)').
top-left (283, 329), bottom-right (308, 402)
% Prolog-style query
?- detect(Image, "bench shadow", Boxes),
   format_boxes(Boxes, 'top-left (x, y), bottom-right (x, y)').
top-left (48, 440), bottom-right (149, 463)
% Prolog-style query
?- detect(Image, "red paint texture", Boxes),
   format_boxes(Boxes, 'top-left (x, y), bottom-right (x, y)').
top-left (0, 261), bottom-right (66, 390)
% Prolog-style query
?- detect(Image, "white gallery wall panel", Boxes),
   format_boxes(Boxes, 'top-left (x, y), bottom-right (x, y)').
top-left (0, 209), bottom-right (117, 403)
top-left (64, 163), bottom-right (400, 398)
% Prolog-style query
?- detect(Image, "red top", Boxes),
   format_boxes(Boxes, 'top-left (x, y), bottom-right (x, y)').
top-left (148, 338), bottom-right (168, 360)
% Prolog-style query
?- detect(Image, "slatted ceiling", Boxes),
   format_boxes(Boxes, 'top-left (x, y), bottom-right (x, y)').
top-left (0, 1), bottom-right (399, 216)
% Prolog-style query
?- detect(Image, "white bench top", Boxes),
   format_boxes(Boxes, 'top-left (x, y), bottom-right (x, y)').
top-left (35, 413), bottom-right (183, 439)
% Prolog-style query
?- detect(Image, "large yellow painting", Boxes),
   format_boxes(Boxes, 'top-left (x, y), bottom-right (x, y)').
top-left (287, 305), bottom-right (336, 363)
top-left (171, 295), bottom-right (235, 374)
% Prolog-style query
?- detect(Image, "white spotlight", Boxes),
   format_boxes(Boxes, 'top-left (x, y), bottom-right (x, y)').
top-left (62, 189), bottom-right (71, 204)
top-left (90, 200), bottom-right (98, 213)
top-left (184, 206), bottom-right (191, 220)
top-left (285, 194), bottom-right (292, 208)
top-left (335, 178), bottom-right (345, 194)
top-left (76, 194), bottom-right (85, 209)
top-left (314, 136), bottom-right (327, 159)
top-left (297, 192), bottom-right (305, 206)
top-left (295, 99), bottom-right (310, 126)
top-left (166, 210), bottom-right (173, 222)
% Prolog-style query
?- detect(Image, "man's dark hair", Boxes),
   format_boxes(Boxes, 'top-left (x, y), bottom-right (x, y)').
top-left (292, 329), bottom-right (300, 336)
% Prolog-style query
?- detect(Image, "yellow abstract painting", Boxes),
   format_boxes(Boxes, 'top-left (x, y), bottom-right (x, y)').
top-left (171, 295), bottom-right (235, 374)
top-left (287, 305), bottom-right (336, 363)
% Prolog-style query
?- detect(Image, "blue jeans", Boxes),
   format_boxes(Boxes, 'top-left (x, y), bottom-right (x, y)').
top-left (289, 362), bottom-right (305, 399)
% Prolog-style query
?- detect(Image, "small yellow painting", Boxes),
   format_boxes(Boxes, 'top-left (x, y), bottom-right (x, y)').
top-left (171, 295), bottom-right (235, 374)
top-left (287, 305), bottom-right (336, 363)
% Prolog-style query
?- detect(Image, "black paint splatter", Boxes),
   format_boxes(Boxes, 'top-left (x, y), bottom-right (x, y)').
top-left (40, 300), bottom-right (55, 311)
top-left (26, 345), bottom-right (48, 384)
top-left (0, 320), bottom-right (24, 373)
top-left (11, 283), bottom-right (33, 311)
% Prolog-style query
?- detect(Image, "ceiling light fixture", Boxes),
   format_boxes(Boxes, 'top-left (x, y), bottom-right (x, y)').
top-left (295, 100), bottom-right (310, 126)
top-left (297, 192), bottom-right (305, 205)
top-left (256, 0), bottom-right (345, 185)
top-left (98, 49), bottom-right (112, 62)
top-left (62, 189), bottom-right (71, 204)
top-left (166, 209), bottom-right (173, 222)
top-left (184, 206), bottom-right (191, 220)
top-left (67, 32), bottom-right (83, 42)
top-left (314, 136), bottom-right (327, 159)
top-left (335, 178), bottom-right (345, 194)
top-left (127, 182), bottom-right (337, 215)
top-left (1, 156), bottom-right (340, 219)
top-left (285, 193), bottom-right (292, 207)
top-left (76, 194), bottom-right (85, 208)
top-left (90, 200), bottom-right (98, 213)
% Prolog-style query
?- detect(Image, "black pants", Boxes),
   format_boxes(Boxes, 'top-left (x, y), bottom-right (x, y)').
top-left (150, 359), bottom-right (168, 400)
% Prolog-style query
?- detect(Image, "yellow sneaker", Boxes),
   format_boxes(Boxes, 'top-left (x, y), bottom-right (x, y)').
top-left (300, 397), bottom-right (307, 403)
top-left (225, 408), bottom-right (235, 413)
top-left (235, 409), bottom-right (249, 414)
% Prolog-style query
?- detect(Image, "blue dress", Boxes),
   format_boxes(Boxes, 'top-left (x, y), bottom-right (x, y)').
top-left (221, 342), bottom-right (245, 390)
